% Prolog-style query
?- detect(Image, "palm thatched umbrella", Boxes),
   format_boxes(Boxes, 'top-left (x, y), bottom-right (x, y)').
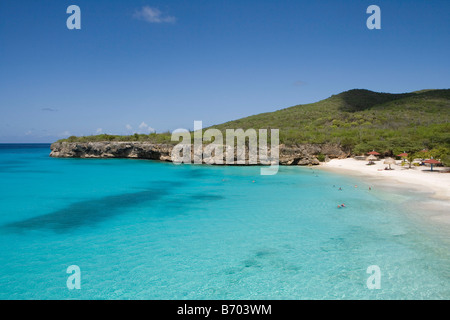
top-left (366, 154), bottom-right (377, 165)
top-left (384, 157), bottom-right (396, 170)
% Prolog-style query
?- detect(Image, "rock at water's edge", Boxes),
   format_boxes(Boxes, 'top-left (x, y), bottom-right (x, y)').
top-left (50, 142), bottom-right (348, 166)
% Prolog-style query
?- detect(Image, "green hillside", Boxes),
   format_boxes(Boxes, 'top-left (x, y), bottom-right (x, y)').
top-left (59, 88), bottom-right (450, 160)
top-left (211, 89), bottom-right (450, 155)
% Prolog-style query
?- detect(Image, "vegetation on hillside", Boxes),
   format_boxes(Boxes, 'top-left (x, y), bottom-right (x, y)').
top-left (211, 89), bottom-right (450, 161)
top-left (62, 132), bottom-right (175, 144)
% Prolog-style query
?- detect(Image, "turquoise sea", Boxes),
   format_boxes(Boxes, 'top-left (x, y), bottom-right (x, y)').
top-left (0, 144), bottom-right (448, 299)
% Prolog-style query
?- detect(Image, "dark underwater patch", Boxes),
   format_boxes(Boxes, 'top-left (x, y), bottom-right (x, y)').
top-left (4, 189), bottom-right (168, 233)
top-left (190, 194), bottom-right (225, 201)
top-left (0, 165), bottom-right (24, 172)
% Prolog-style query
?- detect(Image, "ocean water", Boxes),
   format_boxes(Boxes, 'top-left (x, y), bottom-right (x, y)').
top-left (0, 143), bottom-right (448, 300)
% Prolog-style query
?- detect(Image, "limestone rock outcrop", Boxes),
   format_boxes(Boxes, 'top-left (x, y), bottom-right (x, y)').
top-left (50, 142), bottom-right (348, 165)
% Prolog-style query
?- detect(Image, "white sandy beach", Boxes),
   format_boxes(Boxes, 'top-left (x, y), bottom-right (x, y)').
top-left (321, 158), bottom-right (450, 200)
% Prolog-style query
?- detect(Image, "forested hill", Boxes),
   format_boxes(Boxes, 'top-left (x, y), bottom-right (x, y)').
top-left (211, 89), bottom-right (450, 155)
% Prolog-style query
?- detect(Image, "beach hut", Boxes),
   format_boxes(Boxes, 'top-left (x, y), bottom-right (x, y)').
top-left (383, 157), bottom-right (396, 170)
top-left (423, 158), bottom-right (441, 172)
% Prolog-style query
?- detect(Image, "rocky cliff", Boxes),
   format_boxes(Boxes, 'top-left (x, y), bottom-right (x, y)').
top-left (50, 142), bottom-right (348, 165)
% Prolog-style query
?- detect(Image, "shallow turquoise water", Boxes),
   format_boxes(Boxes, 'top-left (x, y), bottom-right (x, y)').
top-left (0, 144), bottom-right (448, 299)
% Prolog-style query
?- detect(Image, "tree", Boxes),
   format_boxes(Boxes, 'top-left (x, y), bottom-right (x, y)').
top-left (405, 152), bottom-right (417, 169)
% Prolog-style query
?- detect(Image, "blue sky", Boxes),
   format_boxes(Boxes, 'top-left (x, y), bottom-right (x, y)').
top-left (0, 0), bottom-right (449, 142)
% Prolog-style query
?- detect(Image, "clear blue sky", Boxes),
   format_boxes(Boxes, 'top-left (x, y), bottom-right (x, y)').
top-left (0, 0), bottom-right (449, 142)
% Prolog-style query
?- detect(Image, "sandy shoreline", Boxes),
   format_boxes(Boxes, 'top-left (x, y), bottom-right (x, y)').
top-left (319, 158), bottom-right (450, 200)
top-left (319, 158), bottom-right (450, 229)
